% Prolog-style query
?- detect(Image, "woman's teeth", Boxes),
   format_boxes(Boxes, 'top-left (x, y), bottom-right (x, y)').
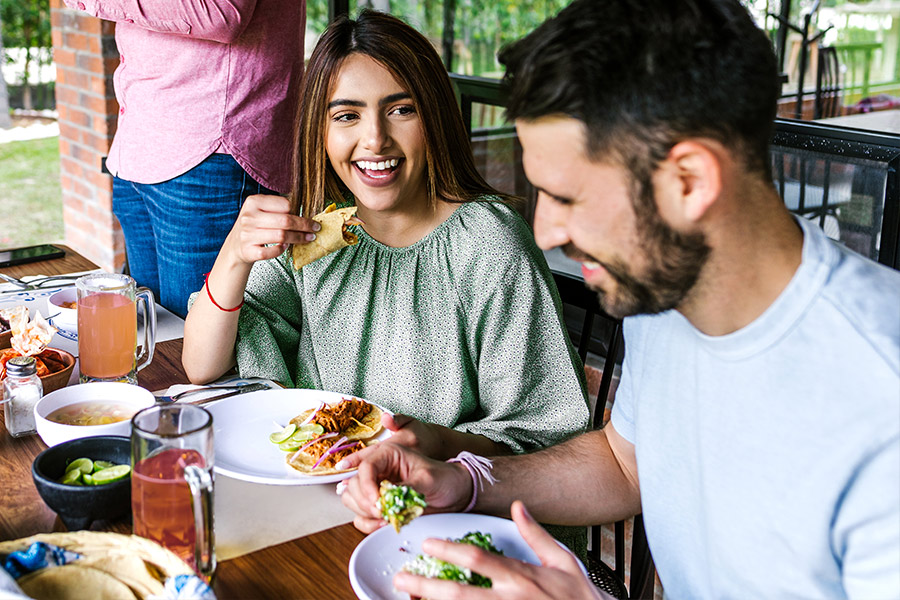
top-left (356, 159), bottom-right (399, 171)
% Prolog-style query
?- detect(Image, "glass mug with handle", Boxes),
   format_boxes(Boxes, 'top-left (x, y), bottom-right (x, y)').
top-left (131, 404), bottom-right (216, 579)
top-left (76, 273), bottom-right (156, 384)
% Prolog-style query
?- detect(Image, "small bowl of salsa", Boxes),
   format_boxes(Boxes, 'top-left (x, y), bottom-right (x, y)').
top-left (34, 382), bottom-right (155, 447)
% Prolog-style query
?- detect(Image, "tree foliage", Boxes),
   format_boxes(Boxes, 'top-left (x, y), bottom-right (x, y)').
top-left (340, 0), bottom-right (570, 74)
top-left (1, 0), bottom-right (51, 109)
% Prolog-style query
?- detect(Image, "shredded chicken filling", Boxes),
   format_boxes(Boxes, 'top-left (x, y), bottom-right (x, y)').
top-left (312, 398), bottom-right (371, 433)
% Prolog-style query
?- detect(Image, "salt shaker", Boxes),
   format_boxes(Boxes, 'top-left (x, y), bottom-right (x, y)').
top-left (3, 356), bottom-right (43, 437)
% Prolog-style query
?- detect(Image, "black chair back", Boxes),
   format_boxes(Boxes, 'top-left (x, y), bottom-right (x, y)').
top-left (815, 45), bottom-right (842, 119)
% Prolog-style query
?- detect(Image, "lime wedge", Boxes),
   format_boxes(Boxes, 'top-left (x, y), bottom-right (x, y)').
top-left (59, 469), bottom-right (82, 485)
top-left (93, 460), bottom-right (115, 472)
top-left (278, 439), bottom-right (302, 452)
top-left (66, 458), bottom-right (93, 475)
top-left (290, 423), bottom-right (324, 442)
top-left (91, 464), bottom-right (131, 485)
top-left (269, 424), bottom-right (297, 444)
top-left (82, 473), bottom-right (94, 485)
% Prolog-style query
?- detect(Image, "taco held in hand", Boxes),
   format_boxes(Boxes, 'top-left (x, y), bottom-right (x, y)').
top-left (291, 204), bottom-right (364, 270)
top-left (284, 397), bottom-right (383, 475)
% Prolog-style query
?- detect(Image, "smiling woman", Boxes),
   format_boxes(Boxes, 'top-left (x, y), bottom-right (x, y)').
top-left (182, 12), bottom-right (590, 556)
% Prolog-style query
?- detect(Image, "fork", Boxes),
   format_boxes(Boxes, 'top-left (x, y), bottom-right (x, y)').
top-left (0, 273), bottom-right (80, 290)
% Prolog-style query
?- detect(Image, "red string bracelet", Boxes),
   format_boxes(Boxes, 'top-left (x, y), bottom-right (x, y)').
top-left (204, 272), bottom-right (244, 312)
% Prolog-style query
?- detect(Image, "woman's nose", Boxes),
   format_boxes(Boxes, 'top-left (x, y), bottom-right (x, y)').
top-left (362, 116), bottom-right (390, 152)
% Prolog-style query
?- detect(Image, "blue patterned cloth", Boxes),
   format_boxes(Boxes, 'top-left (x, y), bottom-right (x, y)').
top-left (164, 574), bottom-right (216, 599)
top-left (2, 542), bottom-right (82, 579)
top-left (1, 542), bottom-right (215, 599)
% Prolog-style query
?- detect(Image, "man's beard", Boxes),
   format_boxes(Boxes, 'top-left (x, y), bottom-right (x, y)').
top-left (567, 182), bottom-right (711, 319)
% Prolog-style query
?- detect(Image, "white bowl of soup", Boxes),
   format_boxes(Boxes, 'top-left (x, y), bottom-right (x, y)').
top-left (48, 288), bottom-right (78, 331)
top-left (34, 382), bottom-right (155, 447)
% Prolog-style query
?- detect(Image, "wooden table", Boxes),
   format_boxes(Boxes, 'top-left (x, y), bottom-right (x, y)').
top-left (1, 247), bottom-right (367, 599)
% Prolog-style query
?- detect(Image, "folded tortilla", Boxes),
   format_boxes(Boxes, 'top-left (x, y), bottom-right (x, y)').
top-left (291, 204), bottom-right (361, 270)
top-left (285, 438), bottom-right (373, 476)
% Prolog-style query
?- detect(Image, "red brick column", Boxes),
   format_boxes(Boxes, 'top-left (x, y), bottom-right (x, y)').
top-left (50, 0), bottom-right (123, 271)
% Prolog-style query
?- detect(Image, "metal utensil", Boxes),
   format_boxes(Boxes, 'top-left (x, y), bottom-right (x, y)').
top-left (156, 382), bottom-right (271, 405)
top-left (0, 273), bottom-right (80, 291)
top-left (0, 273), bottom-right (29, 288)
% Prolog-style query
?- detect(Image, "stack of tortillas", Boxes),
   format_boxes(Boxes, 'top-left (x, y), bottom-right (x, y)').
top-left (0, 532), bottom-right (195, 600)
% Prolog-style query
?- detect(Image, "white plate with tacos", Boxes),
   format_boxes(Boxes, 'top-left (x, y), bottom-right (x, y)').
top-left (348, 513), bottom-right (588, 600)
top-left (206, 388), bottom-right (390, 485)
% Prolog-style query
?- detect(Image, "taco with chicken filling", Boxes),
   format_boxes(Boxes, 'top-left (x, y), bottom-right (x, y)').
top-left (291, 204), bottom-right (364, 270)
top-left (284, 397), bottom-right (384, 475)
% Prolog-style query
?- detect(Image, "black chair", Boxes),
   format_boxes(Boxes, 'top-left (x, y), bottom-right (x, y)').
top-left (815, 45), bottom-right (842, 119)
top-left (552, 270), bottom-right (656, 599)
top-left (772, 119), bottom-right (900, 271)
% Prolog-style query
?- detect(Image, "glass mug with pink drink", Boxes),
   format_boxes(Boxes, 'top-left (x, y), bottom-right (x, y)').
top-left (76, 273), bottom-right (156, 384)
top-left (131, 404), bottom-right (216, 579)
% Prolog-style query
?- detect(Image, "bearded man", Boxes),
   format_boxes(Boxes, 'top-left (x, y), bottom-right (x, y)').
top-left (339, 1), bottom-right (900, 598)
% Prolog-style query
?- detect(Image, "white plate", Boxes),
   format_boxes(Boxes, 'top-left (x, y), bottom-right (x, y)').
top-left (205, 388), bottom-right (390, 486)
top-left (348, 513), bottom-right (587, 600)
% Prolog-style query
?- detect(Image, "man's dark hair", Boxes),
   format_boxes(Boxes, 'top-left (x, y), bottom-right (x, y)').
top-left (499, 0), bottom-right (780, 178)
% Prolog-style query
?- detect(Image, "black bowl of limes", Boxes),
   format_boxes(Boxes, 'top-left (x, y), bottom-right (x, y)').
top-left (32, 435), bottom-right (132, 531)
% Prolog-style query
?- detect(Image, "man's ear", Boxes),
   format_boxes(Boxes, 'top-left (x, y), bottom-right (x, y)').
top-left (655, 140), bottom-right (722, 226)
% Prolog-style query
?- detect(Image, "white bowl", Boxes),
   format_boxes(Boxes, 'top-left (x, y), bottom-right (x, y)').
top-left (48, 288), bottom-right (78, 331)
top-left (34, 382), bottom-right (155, 447)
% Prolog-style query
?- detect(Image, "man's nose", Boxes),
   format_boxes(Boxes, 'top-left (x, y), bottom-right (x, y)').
top-left (533, 193), bottom-right (570, 250)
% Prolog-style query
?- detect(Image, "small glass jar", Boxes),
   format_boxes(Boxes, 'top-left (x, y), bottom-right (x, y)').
top-left (3, 356), bottom-right (43, 437)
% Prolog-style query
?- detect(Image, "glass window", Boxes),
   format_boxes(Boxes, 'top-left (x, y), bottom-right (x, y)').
top-left (743, 1), bottom-right (899, 133)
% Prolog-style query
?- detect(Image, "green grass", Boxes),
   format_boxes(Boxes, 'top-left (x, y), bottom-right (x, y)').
top-left (0, 136), bottom-right (63, 248)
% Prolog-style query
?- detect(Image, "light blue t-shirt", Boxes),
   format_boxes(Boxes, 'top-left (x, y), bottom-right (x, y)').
top-left (612, 217), bottom-right (900, 599)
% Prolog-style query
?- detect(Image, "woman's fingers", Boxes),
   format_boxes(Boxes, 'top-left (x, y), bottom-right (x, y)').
top-left (223, 194), bottom-right (325, 264)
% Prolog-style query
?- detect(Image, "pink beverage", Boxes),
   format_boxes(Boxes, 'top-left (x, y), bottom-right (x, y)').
top-left (133, 448), bottom-right (207, 570)
top-left (78, 292), bottom-right (136, 379)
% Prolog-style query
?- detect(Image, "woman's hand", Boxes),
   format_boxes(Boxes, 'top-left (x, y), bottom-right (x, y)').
top-left (183, 194), bottom-right (319, 384)
top-left (222, 194), bottom-right (321, 266)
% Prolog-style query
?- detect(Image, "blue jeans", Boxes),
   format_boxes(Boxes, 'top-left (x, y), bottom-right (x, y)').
top-left (113, 154), bottom-right (276, 318)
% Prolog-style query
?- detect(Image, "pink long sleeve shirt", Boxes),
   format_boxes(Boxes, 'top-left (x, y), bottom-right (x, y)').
top-left (64, 0), bottom-right (305, 194)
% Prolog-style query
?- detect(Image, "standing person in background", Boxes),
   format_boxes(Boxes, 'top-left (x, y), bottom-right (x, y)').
top-left (63, 0), bottom-right (305, 318)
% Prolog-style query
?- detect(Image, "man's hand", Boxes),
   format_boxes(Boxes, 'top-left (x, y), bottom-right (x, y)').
top-left (393, 501), bottom-right (609, 600)
top-left (379, 413), bottom-right (443, 457)
top-left (338, 442), bottom-right (472, 533)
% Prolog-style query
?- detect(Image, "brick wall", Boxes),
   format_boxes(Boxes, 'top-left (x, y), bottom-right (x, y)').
top-left (50, 0), bottom-right (123, 272)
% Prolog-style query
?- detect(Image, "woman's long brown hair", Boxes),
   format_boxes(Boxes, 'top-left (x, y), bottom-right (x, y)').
top-left (290, 9), bottom-right (508, 218)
